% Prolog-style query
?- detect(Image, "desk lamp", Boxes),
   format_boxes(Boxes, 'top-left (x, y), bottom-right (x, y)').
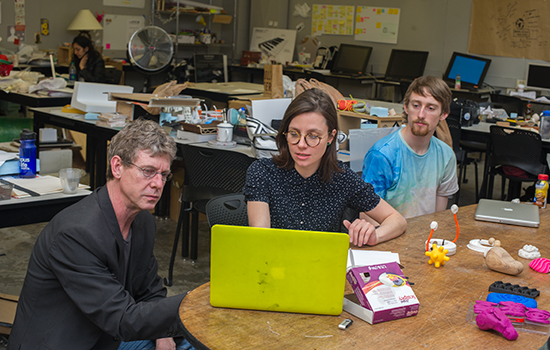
top-left (67, 9), bottom-right (103, 39)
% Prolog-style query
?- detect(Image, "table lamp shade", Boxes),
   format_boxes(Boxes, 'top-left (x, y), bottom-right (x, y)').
top-left (67, 9), bottom-right (103, 31)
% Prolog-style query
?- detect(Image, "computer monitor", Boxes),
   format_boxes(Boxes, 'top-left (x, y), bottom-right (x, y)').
top-left (384, 49), bottom-right (429, 82)
top-left (194, 54), bottom-right (228, 83)
top-left (526, 63), bottom-right (550, 92)
top-left (330, 44), bottom-right (373, 76)
top-left (443, 52), bottom-right (492, 89)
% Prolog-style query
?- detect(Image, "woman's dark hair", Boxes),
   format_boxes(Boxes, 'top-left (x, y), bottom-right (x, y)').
top-left (273, 88), bottom-right (342, 182)
top-left (72, 35), bottom-right (100, 61)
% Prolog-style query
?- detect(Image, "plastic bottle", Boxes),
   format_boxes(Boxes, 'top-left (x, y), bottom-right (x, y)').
top-left (534, 174), bottom-right (549, 208)
top-left (69, 62), bottom-right (76, 84)
top-left (19, 129), bottom-right (37, 178)
top-left (455, 74), bottom-right (461, 89)
top-left (540, 110), bottom-right (550, 139)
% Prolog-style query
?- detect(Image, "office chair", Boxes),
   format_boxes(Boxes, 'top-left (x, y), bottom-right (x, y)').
top-left (104, 67), bottom-right (123, 85)
top-left (164, 144), bottom-right (255, 286)
top-left (205, 193), bottom-right (361, 242)
top-left (485, 125), bottom-right (547, 201)
top-left (206, 193), bottom-right (248, 228)
top-left (446, 114), bottom-right (479, 204)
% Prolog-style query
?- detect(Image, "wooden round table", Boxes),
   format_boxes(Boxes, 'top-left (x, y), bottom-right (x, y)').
top-left (179, 205), bottom-right (550, 349)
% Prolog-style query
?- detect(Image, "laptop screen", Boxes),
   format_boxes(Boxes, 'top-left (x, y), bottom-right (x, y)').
top-left (331, 44), bottom-right (373, 76)
top-left (443, 52), bottom-right (492, 89)
top-left (384, 49), bottom-right (429, 82)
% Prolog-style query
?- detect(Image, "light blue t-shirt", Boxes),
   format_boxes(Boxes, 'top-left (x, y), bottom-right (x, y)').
top-left (362, 129), bottom-right (458, 218)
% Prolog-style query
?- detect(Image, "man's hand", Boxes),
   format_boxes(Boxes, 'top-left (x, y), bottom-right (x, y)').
top-left (155, 337), bottom-right (176, 350)
top-left (79, 54), bottom-right (88, 70)
top-left (344, 219), bottom-right (377, 247)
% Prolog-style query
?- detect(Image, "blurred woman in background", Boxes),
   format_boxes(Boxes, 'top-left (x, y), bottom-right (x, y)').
top-left (72, 35), bottom-right (106, 83)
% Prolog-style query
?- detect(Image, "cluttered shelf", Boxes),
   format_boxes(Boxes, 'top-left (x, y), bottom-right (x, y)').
top-left (152, 0), bottom-right (235, 62)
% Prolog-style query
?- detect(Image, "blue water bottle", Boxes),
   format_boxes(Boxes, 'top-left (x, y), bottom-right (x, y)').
top-left (19, 129), bottom-right (37, 178)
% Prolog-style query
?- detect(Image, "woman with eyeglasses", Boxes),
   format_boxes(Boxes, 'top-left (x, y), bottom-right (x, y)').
top-left (243, 88), bottom-right (406, 247)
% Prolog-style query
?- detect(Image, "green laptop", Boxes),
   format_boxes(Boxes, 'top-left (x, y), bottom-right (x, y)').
top-left (210, 225), bottom-right (349, 315)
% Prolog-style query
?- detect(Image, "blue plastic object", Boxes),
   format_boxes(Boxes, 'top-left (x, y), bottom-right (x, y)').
top-left (486, 293), bottom-right (538, 308)
top-left (0, 159), bottom-right (39, 176)
top-left (84, 113), bottom-right (100, 120)
top-left (370, 106), bottom-right (389, 117)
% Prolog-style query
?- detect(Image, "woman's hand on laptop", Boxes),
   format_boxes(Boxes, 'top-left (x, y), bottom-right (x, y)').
top-left (344, 219), bottom-right (377, 247)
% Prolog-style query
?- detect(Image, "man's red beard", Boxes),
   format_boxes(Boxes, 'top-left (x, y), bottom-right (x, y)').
top-left (410, 119), bottom-right (430, 137)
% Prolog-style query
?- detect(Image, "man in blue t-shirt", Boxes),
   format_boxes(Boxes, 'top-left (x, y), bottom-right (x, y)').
top-left (362, 76), bottom-right (458, 218)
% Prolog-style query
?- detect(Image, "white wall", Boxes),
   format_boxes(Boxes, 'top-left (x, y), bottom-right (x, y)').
top-left (4, 0), bottom-right (546, 90)
top-left (282, 0), bottom-right (547, 90)
top-left (0, 0), bottom-right (152, 57)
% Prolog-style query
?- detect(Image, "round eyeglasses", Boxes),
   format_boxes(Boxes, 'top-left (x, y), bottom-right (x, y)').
top-left (283, 130), bottom-right (328, 148)
top-left (125, 161), bottom-right (173, 182)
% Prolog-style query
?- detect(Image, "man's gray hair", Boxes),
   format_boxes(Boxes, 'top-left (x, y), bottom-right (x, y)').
top-left (106, 118), bottom-right (177, 180)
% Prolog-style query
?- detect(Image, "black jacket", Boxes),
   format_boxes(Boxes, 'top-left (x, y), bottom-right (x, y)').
top-left (75, 53), bottom-right (107, 83)
top-left (8, 186), bottom-right (184, 350)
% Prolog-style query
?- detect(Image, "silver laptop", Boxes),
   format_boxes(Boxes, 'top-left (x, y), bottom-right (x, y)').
top-left (474, 199), bottom-right (540, 227)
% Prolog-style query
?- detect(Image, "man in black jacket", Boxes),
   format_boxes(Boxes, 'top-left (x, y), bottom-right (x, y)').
top-left (8, 119), bottom-right (192, 350)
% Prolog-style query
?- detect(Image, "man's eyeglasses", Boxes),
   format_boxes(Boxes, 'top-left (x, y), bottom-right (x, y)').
top-left (283, 130), bottom-right (327, 148)
top-left (125, 161), bottom-right (173, 182)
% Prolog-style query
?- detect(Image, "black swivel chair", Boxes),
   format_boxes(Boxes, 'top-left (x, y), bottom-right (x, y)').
top-left (485, 125), bottom-right (548, 201)
top-left (206, 193), bottom-right (248, 228)
top-left (205, 194), bottom-right (362, 244)
top-left (446, 115), bottom-right (479, 204)
top-left (164, 144), bottom-right (255, 286)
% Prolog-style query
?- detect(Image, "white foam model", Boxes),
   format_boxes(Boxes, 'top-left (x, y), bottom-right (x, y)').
top-left (518, 244), bottom-right (541, 259)
top-left (70, 82), bottom-right (134, 113)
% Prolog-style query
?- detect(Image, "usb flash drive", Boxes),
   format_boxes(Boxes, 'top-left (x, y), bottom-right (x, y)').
top-left (338, 318), bottom-right (353, 330)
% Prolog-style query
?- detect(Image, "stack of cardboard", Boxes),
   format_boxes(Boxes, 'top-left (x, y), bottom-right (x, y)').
top-left (96, 113), bottom-right (128, 128)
